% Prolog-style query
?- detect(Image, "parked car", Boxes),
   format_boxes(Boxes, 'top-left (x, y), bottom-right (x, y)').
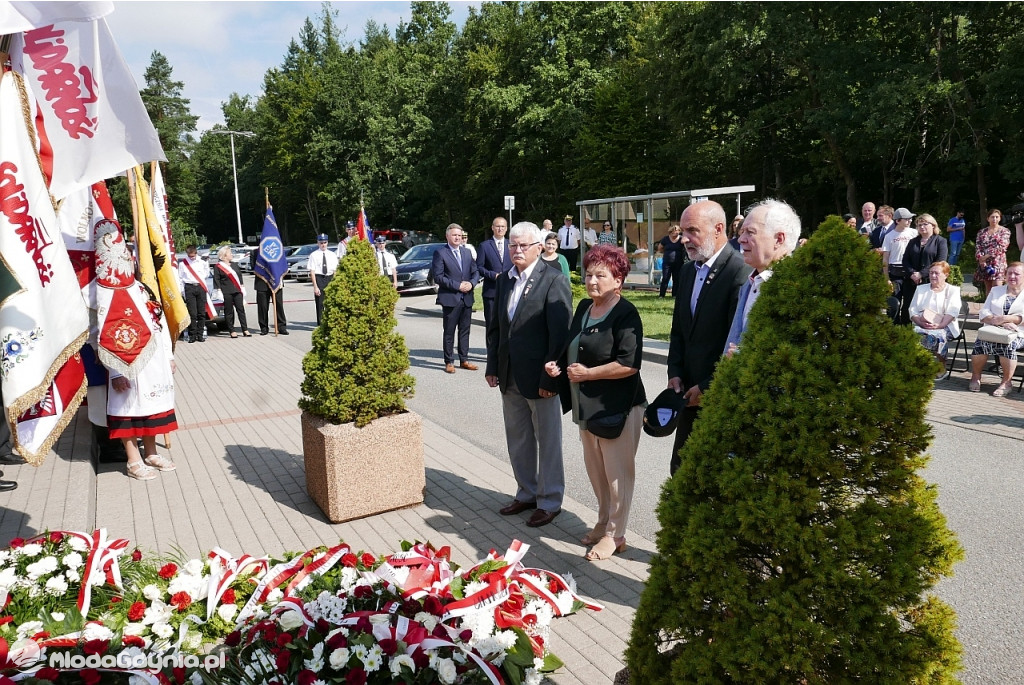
top-left (395, 242), bottom-right (446, 294)
top-left (285, 244), bottom-right (318, 281)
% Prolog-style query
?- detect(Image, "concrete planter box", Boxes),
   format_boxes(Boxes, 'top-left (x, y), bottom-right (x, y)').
top-left (301, 410), bottom-right (425, 523)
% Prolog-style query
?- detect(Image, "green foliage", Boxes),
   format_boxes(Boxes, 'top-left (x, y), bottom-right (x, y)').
top-left (626, 216), bottom-right (964, 683)
top-left (947, 265), bottom-right (963, 287)
top-left (298, 239), bottom-right (415, 427)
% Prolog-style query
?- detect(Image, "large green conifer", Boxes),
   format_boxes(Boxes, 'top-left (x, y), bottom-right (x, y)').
top-left (299, 239), bottom-right (414, 427)
top-left (626, 218), bottom-right (963, 683)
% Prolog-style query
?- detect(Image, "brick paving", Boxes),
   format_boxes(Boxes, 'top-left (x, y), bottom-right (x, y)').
top-left (0, 308), bottom-right (1019, 683)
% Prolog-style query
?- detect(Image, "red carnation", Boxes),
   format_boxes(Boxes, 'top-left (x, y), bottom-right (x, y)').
top-left (378, 638), bottom-right (398, 656)
top-left (422, 595), bottom-right (444, 616)
top-left (48, 532), bottom-right (64, 544)
top-left (35, 667), bottom-right (60, 681)
top-left (224, 631), bottom-right (241, 647)
top-left (411, 648), bottom-right (430, 669)
top-left (170, 591), bottom-right (192, 612)
top-left (459, 629), bottom-right (473, 642)
top-left (8, 538), bottom-right (24, 549)
top-left (341, 553), bottom-right (358, 568)
top-left (345, 668), bottom-right (368, 685)
top-left (128, 601), bottom-right (146, 621)
top-left (275, 648), bottom-right (290, 672)
top-left (131, 549), bottom-right (142, 562)
top-left (158, 563), bottom-right (178, 579)
top-left (123, 635), bottom-right (145, 648)
top-left (353, 585), bottom-right (372, 599)
top-left (80, 669), bottom-right (101, 685)
top-left (221, 588), bottom-right (236, 604)
top-left (82, 639), bottom-right (110, 656)
top-left (276, 633), bottom-right (291, 648)
top-left (360, 553), bottom-right (376, 568)
top-left (297, 670), bottom-right (318, 685)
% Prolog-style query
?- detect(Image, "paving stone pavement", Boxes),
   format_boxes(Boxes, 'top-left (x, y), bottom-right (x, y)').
top-left (0, 315), bottom-right (1019, 684)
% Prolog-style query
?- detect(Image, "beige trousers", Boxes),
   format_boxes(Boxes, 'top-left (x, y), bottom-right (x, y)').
top-left (579, 404), bottom-right (644, 539)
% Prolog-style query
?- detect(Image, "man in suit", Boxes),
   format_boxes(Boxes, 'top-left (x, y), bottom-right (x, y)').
top-left (667, 200), bottom-right (751, 475)
top-left (856, 201), bottom-right (876, 236)
top-left (869, 205), bottom-right (895, 251)
top-left (477, 216), bottom-right (510, 329)
top-left (486, 221), bottom-right (572, 527)
top-left (432, 223), bottom-right (480, 374)
top-left (724, 199), bottom-right (801, 356)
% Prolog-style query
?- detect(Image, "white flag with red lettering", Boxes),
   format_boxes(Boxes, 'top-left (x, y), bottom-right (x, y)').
top-left (0, 71), bottom-right (90, 464)
top-left (9, 17), bottom-right (166, 200)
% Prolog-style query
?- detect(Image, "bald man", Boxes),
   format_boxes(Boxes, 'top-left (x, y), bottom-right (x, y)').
top-left (665, 200), bottom-right (751, 474)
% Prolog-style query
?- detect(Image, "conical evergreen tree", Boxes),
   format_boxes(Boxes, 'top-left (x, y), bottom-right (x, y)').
top-left (626, 218), bottom-right (964, 683)
top-left (299, 239), bottom-right (414, 427)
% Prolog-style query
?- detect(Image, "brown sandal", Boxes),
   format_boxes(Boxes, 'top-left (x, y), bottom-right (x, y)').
top-left (585, 536), bottom-right (626, 561)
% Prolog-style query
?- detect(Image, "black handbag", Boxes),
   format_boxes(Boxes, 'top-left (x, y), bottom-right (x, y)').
top-left (586, 411), bottom-right (628, 440)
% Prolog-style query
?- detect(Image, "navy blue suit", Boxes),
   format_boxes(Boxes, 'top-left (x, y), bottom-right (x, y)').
top-left (476, 238), bottom-right (510, 328)
top-left (432, 245), bottom-right (480, 365)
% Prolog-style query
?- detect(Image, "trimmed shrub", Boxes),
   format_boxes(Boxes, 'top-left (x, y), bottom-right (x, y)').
top-left (626, 216), bottom-right (963, 683)
top-left (299, 239), bottom-right (414, 427)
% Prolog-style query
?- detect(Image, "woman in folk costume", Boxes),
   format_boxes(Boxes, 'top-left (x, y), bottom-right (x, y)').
top-left (92, 222), bottom-right (177, 481)
top-left (214, 246), bottom-right (251, 337)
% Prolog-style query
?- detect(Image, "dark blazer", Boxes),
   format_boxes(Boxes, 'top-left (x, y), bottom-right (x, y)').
top-left (477, 238), bottom-right (510, 300)
top-left (667, 244), bottom-right (751, 392)
top-left (904, 235), bottom-right (949, 281)
top-left (556, 298), bottom-right (647, 419)
top-left (213, 262), bottom-right (244, 296)
top-left (432, 245), bottom-right (479, 308)
top-left (486, 259), bottom-right (572, 399)
top-left (869, 222), bottom-right (895, 250)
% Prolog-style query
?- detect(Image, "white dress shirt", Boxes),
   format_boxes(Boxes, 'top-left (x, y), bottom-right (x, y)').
top-left (308, 248), bottom-right (339, 276)
top-left (507, 258), bottom-right (541, 320)
top-left (178, 256), bottom-right (210, 285)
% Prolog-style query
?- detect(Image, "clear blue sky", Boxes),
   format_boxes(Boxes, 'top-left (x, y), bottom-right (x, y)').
top-left (106, 1), bottom-right (477, 132)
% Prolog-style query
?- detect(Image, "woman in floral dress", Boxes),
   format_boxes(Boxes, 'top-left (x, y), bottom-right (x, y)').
top-left (974, 208), bottom-right (1011, 298)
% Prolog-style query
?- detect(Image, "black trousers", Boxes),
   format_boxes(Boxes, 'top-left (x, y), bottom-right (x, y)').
top-left (660, 259), bottom-right (683, 297)
top-left (558, 247), bottom-right (578, 273)
top-left (670, 406), bottom-right (700, 475)
top-left (256, 288), bottom-right (287, 334)
top-left (441, 301), bottom-right (472, 365)
top-left (183, 283), bottom-right (206, 340)
top-left (223, 291), bottom-right (247, 332)
top-left (313, 273), bottom-right (333, 325)
top-left (482, 296), bottom-right (496, 331)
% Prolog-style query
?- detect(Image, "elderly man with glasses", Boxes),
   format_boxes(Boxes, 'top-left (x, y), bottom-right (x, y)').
top-left (486, 221), bottom-right (572, 528)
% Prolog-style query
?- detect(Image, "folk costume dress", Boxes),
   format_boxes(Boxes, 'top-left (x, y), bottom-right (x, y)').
top-left (106, 291), bottom-right (178, 439)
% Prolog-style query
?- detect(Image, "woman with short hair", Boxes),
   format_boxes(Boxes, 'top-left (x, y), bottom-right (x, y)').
top-left (546, 245), bottom-right (646, 561)
top-left (541, 232), bottom-right (571, 278)
top-left (214, 246), bottom-right (250, 338)
top-left (909, 261), bottom-right (961, 379)
top-left (969, 261), bottom-right (1024, 396)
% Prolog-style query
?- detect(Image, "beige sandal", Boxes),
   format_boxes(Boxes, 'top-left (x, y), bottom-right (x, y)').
top-left (585, 536), bottom-right (626, 562)
top-left (992, 383), bottom-right (1013, 398)
top-left (144, 454), bottom-right (176, 472)
top-left (127, 461), bottom-right (157, 481)
top-left (580, 528), bottom-right (606, 546)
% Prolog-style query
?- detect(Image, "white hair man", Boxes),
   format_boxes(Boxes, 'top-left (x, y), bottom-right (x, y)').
top-left (724, 199), bottom-right (802, 355)
top-left (486, 221), bottom-right (572, 527)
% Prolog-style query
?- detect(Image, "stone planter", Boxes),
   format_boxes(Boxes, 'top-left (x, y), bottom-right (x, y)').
top-left (301, 410), bottom-right (425, 523)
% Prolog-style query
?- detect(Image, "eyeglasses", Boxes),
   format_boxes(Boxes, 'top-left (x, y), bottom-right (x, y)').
top-left (509, 242), bottom-right (540, 252)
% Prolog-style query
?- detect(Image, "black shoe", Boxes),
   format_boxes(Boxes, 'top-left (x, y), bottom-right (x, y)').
top-left (188, 339), bottom-right (197, 344)
top-left (0, 453), bottom-right (22, 465)
top-left (0, 480), bottom-right (16, 492)
top-left (279, 330), bottom-right (289, 335)
top-left (260, 331), bottom-right (269, 336)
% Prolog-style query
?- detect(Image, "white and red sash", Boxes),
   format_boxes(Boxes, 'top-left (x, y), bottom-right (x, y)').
top-left (181, 259), bottom-right (216, 319)
top-left (215, 262), bottom-right (245, 299)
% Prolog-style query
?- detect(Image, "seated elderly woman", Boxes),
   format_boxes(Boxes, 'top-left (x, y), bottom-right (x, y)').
top-left (969, 261), bottom-right (1024, 397)
top-left (909, 261), bottom-right (962, 379)
top-left (545, 245), bottom-right (646, 562)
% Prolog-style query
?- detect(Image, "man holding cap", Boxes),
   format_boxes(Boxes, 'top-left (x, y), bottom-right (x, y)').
top-left (881, 207), bottom-right (917, 324)
top-left (308, 233), bottom-right (339, 325)
top-left (374, 235), bottom-right (399, 289)
top-left (557, 214), bottom-right (581, 272)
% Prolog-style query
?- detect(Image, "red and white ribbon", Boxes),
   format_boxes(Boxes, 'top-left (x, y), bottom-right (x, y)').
top-left (205, 548), bottom-right (268, 622)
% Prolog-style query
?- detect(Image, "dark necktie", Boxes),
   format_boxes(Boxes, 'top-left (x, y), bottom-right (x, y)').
top-left (321, 253), bottom-right (327, 275)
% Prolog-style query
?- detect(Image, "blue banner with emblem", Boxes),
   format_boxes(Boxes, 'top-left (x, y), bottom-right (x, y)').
top-left (254, 205), bottom-right (289, 292)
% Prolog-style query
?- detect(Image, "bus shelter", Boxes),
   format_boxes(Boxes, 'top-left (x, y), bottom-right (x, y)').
top-left (575, 186), bottom-right (756, 284)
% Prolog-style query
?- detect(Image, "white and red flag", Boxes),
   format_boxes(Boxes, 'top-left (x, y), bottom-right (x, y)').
top-left (0, 71), bottom-right (90, 464)
top-left (9, 16), bottom-right (165, 200)
top-left (149, 163), bottom-right (176, 267)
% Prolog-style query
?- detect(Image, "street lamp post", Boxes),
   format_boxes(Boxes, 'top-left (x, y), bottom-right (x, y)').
top-left (210, 129), bottom-right (255, 244)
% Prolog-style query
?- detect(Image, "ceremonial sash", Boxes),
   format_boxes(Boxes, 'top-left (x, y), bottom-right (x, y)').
top-left (181, 259), bottom-right (216, 319)
top-left (215, 262), bottom-right (245, 298)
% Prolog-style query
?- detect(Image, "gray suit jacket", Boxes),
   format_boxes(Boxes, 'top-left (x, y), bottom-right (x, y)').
top-left (485, 260), bottom-right (572, 399)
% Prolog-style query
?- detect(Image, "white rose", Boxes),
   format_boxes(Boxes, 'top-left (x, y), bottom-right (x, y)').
top-left (62, 553), bottom-right (84, 570)
top-left (414, 611), bottom-right (438, 632)
top-left (265, 588), bottom-right (283, 604)
top-left (142, 584), bottom-right (162, 601)
top-left (217, 603), bottom-right (238, 623)
top-left (437, 657), bottom-right (457, 684)
top-left (390, 654), bottom-right (415, 677)
top-left (277, 610), bottom-right (305, 631)
top-left (328, 647), bottom-right (350, 670)
top-left (151, 622), bottom-right (174, 639)
top-left (183, 559), bottom-right (204, 576)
